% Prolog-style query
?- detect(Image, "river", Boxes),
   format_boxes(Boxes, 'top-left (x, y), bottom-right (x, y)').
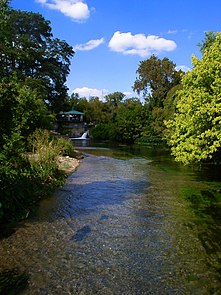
top-left (0, 142), bottom-right (221, 294)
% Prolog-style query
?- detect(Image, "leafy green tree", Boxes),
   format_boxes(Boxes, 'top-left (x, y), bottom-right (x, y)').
top-left (0, 0), bottom-right (10, 40)
top-left (163, 84), bottom-right (182, 120)
top-left (105, 91), bottom-right (125, 106)
top-left (87, 96), bottom-right (109, 124)
top-left (115, 98), bottom-right (146, 142)
top-left (133, 55), bottom-right (183, 108)
top-left (104, 92), bottom-right (126, 124)
top-left (0, 8), bottom-right (74, 112)
top-left (165, 33), bottom-right (221, 165)
top-left (151, 84), bottom-right (182, 136)
top-left (198, 31), bottom-right (216, 54)
top-left (0, 76), bottom-right (47, 148)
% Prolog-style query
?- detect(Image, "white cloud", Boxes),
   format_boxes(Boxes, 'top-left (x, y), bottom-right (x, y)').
top-left (108, 31), bottom-right (177, 57)
top-left (73, 87), bottom-right (108, 99)
top-left (74, 38), bottom-right (104, 51)
top-left (123, 91), bottom-right (133, 97)
top-left (167, 29), bottom-right (178, 34)
top-left (176, 65), bottom-right (191, 72)
top-left (35, 0), bottom-right (90, 22)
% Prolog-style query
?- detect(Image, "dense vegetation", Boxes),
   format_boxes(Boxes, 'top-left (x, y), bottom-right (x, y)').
top-left (0, 1), bottom-right (75, 222)
top-left (66, 33), bottom-right (221, 166)
top-left (66, 56), bottom-right (184, 142)
top-left (0, 0), bottom-right (221, 221)
top-left (164, 33), bottom-right (221, 165)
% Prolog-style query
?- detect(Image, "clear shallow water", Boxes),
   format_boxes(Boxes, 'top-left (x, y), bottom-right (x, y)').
top-left (0, 144), bottom-right (221, 294)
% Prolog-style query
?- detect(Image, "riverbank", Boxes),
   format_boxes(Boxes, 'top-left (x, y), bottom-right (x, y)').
top-left (0, 129), bottom-right (82, 224)
top-left (57, 155), bottom-right (80, 175)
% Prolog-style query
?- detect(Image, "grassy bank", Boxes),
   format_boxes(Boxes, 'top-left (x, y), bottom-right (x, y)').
top-left (0, 130), bottom-right (80, 223)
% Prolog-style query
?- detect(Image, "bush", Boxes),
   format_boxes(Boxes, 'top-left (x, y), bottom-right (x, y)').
top-left (54, 136), bottom-right (77, 158)
top-left (91, 124), bottom-right (110, 140)
top-left (0, 129), bottom-right (77, 223)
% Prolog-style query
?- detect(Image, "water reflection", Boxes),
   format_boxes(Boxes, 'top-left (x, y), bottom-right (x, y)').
top-left (0, 144), bottom-right (221, 294)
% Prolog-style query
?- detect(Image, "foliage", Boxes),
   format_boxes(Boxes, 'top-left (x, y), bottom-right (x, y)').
top-left (0, 76), bottom-right (47, 148)
top-left (0, 129), bottom-right (76, 222)
top-left (0, 7), bottom-right (74, 112)
top-left (91, 123), bottom-right (111, 140)
top-left (163, 84), bottom-right (182, 120)
top-left (135, 137), bottom-right (166, 145)
top-left (105, 91), bottom-right (125, 106)
top-left (114, 98), bottom-right (147, 142)
top-left (91, 97), bottom-right (148, 143)
top-left (150, 84), bottom-right (183, 136)
top-left (0, 0), bottom-right (10, 42)
top-left (132, 55), bottom-right (183, 137)
top-left (54, 136), bottom-right (77, 158)
top-left (133, 55), bottom-right (183, 107)
top-left (198, 31), bottom-right (216, 54)
top-left (0, 3), bottom-right (76, 222)
top-left (0, 131), bottom-right (37, 222)
top-left (165, 33), bottom-right (221, 165)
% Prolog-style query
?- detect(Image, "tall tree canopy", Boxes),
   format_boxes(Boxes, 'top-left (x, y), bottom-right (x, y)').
top-left (198, 31), bottom-right (216, 54)
top-left (165, 33), bottom-right (221, 165)
top-left (0, 6), bottom-right (74, 112)
top-left (0, 76), bottom-right (47, 147)
top-left (105, 91), bottom-right (125, 106)
top-left (133, 55), bottom-right (183, 108)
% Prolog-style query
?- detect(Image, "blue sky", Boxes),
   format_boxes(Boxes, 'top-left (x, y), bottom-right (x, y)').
top-left (11, 0), bottom-right (221, 99)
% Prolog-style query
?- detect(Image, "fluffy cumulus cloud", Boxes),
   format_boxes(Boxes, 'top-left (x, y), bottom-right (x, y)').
top-left (74, 38), bottom-right (104, 51)
top-left (73, 87), bottom-right (108, 99)
top-left (35, 0), bottom-right (90, 22)
top-left (108, 31), bottom-right (177, 57)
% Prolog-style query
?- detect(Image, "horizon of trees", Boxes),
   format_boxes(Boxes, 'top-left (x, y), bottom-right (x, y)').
top-left (1, 0), bottom-right (221, 223)
top-left (67, 31), bottom-right (221, 165)
top-left (0, 0), bottom-right (220, 167)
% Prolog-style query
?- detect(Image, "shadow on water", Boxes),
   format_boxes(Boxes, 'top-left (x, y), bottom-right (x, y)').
top-left (0, 222), bottom-right (27, 240)
top-left (35, 178), bottom-right (148, 221)
top-left (181, 183), bottom-right (221, 279)
top-left (2, 141), bottom-right (221, 293)
top-left (71, 225), bottom-right (91, 242)
top-left (0, 269), bottom-right (29, 295)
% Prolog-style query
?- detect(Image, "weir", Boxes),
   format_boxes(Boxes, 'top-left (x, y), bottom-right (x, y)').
top-left (70, 130), bottom-right (89, 140)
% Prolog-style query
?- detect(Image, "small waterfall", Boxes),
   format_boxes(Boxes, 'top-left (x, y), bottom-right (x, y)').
top-left (80, 130), bottom-right (89, 139)
top-left (71, 130), bottom-right (89, 140)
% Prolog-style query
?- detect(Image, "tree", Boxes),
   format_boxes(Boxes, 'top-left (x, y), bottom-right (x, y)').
top-left (105, 91), bottom-right (125, 106)
top-left (115, 98), bottom-right (147, 142)
top-left (0, 0), bottom-right (10, 39)
top-left (151, 84), bottom-right (182, 136)
top-left (0, 76), bottom-right (47, 148)
top-left (133, 55), bottom-right (183, 108)
top-left (105, 92), bottom-right (126, 123)
top-left (164, 33), bottom-right (221, 165)
top-left (198, 31), bottom-right (216, 54)
top-left (0, 8), bottom-right (74, 112)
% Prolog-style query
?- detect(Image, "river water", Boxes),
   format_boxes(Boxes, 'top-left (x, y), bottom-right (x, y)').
top-left (0, 143), bottom-right (221, 294)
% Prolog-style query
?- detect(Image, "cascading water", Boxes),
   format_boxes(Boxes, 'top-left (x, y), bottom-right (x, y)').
top-left (71, 130), bottom-right (89, 140)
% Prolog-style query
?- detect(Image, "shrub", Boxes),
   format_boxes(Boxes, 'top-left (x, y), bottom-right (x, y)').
top-left (0, 129), bottom-right (77, 223)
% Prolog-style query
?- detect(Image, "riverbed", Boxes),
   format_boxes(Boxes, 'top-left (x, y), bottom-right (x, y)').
top-left (0, 143), bottom-right (221, 294)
